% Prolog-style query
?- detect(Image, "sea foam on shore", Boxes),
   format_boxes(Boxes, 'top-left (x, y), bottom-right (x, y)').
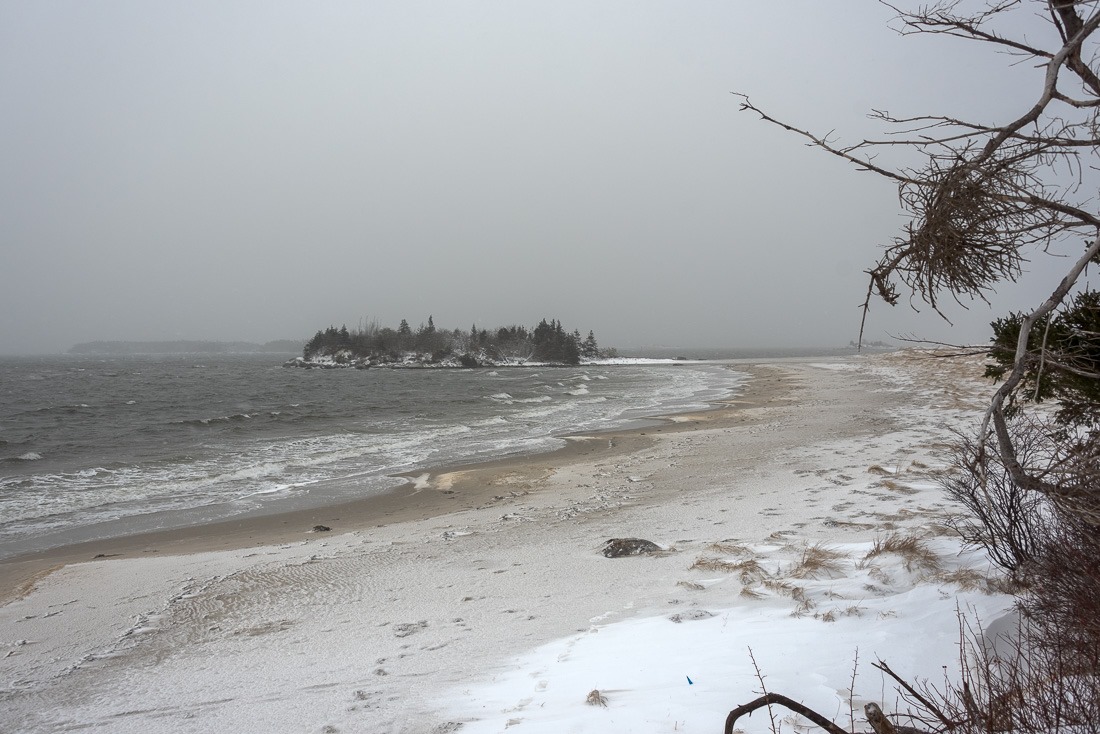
top-left (0, 356), bottom-right (739, 560)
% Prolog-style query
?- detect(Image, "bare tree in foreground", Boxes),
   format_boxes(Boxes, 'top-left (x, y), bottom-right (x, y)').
top-left (732, 1), bottom-right (1100, 731)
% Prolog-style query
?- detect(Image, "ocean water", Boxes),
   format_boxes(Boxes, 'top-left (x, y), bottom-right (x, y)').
top-left (0, 355), bottom-right (744, 558)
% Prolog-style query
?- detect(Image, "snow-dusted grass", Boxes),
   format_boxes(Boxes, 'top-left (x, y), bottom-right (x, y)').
top-left (433, 351), bottom-right (1018, 733)
top-left (442, 535), bottom-right (1012, 734)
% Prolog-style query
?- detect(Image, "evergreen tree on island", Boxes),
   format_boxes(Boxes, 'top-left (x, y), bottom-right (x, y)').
top-left (300, 316), bottom-right (603, 367)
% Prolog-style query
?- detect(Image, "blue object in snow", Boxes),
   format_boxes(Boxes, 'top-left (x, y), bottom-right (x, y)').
top-left (686, 676), bottom-right (694, 685)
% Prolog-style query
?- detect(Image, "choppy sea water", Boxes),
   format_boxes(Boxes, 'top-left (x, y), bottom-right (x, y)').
top-left (0, 355), bottom-right (746, 558)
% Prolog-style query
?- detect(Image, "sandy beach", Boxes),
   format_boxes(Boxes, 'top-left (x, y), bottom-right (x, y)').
top-left (0, 352), bottom-right (1013, 733)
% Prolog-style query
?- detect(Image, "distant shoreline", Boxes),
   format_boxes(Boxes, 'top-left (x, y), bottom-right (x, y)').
top-left (66, 339), bottom-right (305, 355)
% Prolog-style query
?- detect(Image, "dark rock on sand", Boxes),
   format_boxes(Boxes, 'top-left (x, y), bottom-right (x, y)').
top-left (601, 538), bottom-right (661, 558)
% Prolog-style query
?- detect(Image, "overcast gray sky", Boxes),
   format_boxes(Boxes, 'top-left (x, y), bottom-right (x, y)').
top-left (0, 1), bottom-right (1083, 354)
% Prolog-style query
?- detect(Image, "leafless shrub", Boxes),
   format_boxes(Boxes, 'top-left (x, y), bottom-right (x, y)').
top-left (731, 620), bottom-right (1100, 734)
top-left (877, 612), bottom-right (1100, 734)
top-left (1023, 516), bottom-right (1100, 664)
top-left (984, 576), bottom-right (1021, 596)
top-left (943, 412), bottom-right (1100, 680)
top-left (941, 427), bottom-right (1050, 577)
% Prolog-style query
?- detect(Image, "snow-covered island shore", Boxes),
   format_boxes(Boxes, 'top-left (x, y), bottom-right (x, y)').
top-left (284, 351), bottom-right (690, 369)
top-left (291, 318), bottom-right (616, 369)
top-left (0, 351), bottom-right (1013, 733)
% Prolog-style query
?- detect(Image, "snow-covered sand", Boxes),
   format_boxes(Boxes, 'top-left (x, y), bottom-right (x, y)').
top-left (0, 352), bottom-right (1014, 733)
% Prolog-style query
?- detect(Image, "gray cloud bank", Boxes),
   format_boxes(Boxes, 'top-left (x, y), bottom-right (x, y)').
top-left (0, 2), bottom-right (1068, 354)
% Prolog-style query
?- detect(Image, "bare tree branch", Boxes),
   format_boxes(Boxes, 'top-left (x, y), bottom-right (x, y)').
top-left (885, 0), bottom-right (1054, 60)
top-left (732, 94), bottom-right (917, 184)
top-left (872, 659), bottom-right (961, 730)
top-left (724, 693), bottom-right (851, 734)
top-left (739, 3), bottom-right (1100, 732)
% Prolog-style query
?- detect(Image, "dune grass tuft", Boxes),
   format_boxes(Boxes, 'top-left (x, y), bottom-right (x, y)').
top-left (690, 557), bottom-right (767, 584)
top-left (706, 541), bottom-right (751, 556)
top-left (789, 543), bottom-right (847, 579)
top-left (863, 533), bottom-right (942, 573)
top-left (689, 557), bottom-right (741, 573)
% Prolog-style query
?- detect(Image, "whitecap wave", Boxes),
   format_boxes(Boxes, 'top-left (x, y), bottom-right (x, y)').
top-left (473, 416), bottom-right (509, 426)
top-left (175, 413), bottom-right (255, 426)
top-left (0, 359), bottom-right (747, 551)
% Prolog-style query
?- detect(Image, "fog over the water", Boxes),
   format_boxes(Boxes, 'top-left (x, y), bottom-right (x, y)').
top-left (0, 2), bottom-right (1078, 355)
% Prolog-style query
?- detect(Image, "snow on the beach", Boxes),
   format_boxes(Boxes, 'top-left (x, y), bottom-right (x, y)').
top-left (444, 537), bottom-right (1011, 734)
top-left (0, 351), bottom-right (1017, 734)
top-left (440, 352), bottom-right (1017, 733)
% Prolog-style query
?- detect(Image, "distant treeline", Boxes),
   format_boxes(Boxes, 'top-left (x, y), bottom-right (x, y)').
top-left (304, 317), bottom-right (609, 366)
top-left (69, 340), bottom-right (304, 355)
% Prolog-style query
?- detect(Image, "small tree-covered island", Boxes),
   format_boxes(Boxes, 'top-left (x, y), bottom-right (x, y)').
top-left (287, 317), bottom-right (615, 369)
